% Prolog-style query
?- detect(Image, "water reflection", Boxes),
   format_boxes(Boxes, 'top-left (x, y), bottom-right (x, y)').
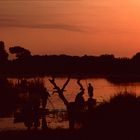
top-left (1, 77), bottom-right (140, 130)
top-left (9, 77), bottom-right (140, 109)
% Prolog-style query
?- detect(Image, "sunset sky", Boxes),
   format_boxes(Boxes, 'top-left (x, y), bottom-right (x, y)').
top-left (0, 0), bottom-right (140, 57)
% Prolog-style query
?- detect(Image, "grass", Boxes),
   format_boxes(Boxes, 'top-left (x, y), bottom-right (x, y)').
top-left (82, 92), bottom-right (140, 139)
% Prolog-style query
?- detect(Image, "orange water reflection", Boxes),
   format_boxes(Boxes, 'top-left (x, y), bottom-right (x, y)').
top-left (10, 77), bottom-right (140, 109)
top-left (2, 77), bottom-right (140, 130)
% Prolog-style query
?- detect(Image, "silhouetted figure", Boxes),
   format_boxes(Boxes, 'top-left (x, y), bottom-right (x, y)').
top-left (87, 83), bottom-right (96, 111)
top-left (22, 93), bottom-right (40, 130)
top-left (75, 90), bottom-right (85, 111)
top-left (28, 79), bottom-right (42, 130)
top-left (22, 100), bottom-right (33, 130)
top-left (74, 90), bottom-right (85, 128)
top-left (41, 110), bottom-right (48, 130)
top-left (84, 85), bottom-right (96, 129)
top-left (33, 106), bottom-right (40, 130)
top-left (73, 80), bottom-right (85, 128)
top-left (41, 87), bottom-right (50, 109)
top-left (88, 83), bottom-right (94, 98)
top-left (67, 102), bottom-right (76, 129)
top-left (40, 87), bottom-right (50, 129)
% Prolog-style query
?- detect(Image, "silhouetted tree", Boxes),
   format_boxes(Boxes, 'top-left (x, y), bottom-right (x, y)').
top-left (132, 52), bottom-right (140, 62)
top-left (0, 41), bottom-right (8, 62)
top-left (9, 46), bottom-right (31, 60)
top-left (99, 54), bottom-right (114, 60)
top-left (49, 77), bottom-right (86, 129)
top-left (0, 77), bottom-right (17, 116)
top-left (1, 40), bottom-right (140, 78)
top-left (49, 77), bottom-right (70, 107)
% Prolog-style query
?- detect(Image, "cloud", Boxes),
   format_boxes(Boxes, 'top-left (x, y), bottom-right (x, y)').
top-left (23, 24), bottom-right (84, 32)
top-left (0, 17), bottom-right (84, 32)
top-left (1, 17), bottom-right (138, 35)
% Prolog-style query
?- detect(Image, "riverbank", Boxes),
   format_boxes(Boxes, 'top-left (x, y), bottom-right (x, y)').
top-left (0, 129), bottom-right (88, 140)
top-left (0, 128), bottom-right (138, 140)
top-left (1, 93), bottom-right (140, 140)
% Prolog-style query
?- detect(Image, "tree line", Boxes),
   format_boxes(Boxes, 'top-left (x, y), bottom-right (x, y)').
top-left (1, 41), bottom-right (140, 78)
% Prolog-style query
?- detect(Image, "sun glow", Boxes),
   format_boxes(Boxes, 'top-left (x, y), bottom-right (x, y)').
top-left (1, 0), bottom-right (140, 57)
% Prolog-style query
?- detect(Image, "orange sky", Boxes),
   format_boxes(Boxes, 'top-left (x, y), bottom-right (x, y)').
top-left (0, 0), bottom-right (140, 58)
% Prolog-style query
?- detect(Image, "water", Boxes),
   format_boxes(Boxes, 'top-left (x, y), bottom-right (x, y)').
top-left (1, 77), bottom-right (140, 130)
top-left (10, 77), bottom-right (140, 109)
top-left (40, 77), bottom-right (140, 109)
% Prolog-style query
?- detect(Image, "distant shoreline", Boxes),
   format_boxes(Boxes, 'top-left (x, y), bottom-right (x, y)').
top-left (4, 73), bottom-right (140, 84)
top-left (1, 41), bottom-right (140, 84)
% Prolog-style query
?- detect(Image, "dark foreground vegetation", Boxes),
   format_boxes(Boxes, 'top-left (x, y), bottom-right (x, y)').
top-left (84, 92), bottom-right (140, 140)
top-left (1, 41), bottom-right (140, 82)
top-left (1, 92), bottom-right (140, 140)
top-left (0, 129), bottom-right (89, 140)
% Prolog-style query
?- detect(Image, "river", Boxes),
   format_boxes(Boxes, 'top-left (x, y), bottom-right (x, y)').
top-left (1, 77), bottom-right (140, 130)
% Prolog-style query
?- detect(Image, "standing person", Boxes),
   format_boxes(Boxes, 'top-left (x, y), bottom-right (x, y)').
top-left (41, 87), bottom-right (50, 129)
top-left (22, 99), bottom-right (34, 130)
top-left (88, 83), bottom-right (94, 98)
top-left (74, 85), bottom-right (85, 128)
top-left (75, 90), bottom-right (85, 111)
top-left (41, 87), bottom-right (50, 109)
top-left (87, 83), bottom-right (96, 111)
top-left (31, 92), bottom-right (41, 130)
top-left (28, 80), bottom-right (42, 130)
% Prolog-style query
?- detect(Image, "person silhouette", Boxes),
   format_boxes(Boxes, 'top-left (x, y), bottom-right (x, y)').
top-left (31, 92), bottom-right (40, 130)
top-left (22, 99), bottom-right (34, 130)
top-left (74, 88), bottom-right (85, 128)
top-left (87, 83), bottom-right (96, 111)
top-left (41, 87), bottom-right (50, 109)
top-left (88, 83), bottom-right (94, 98)
top-left (40, 87), bottom-right (50, 129)
top-left (75, 90), bottom-right (85, 111)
